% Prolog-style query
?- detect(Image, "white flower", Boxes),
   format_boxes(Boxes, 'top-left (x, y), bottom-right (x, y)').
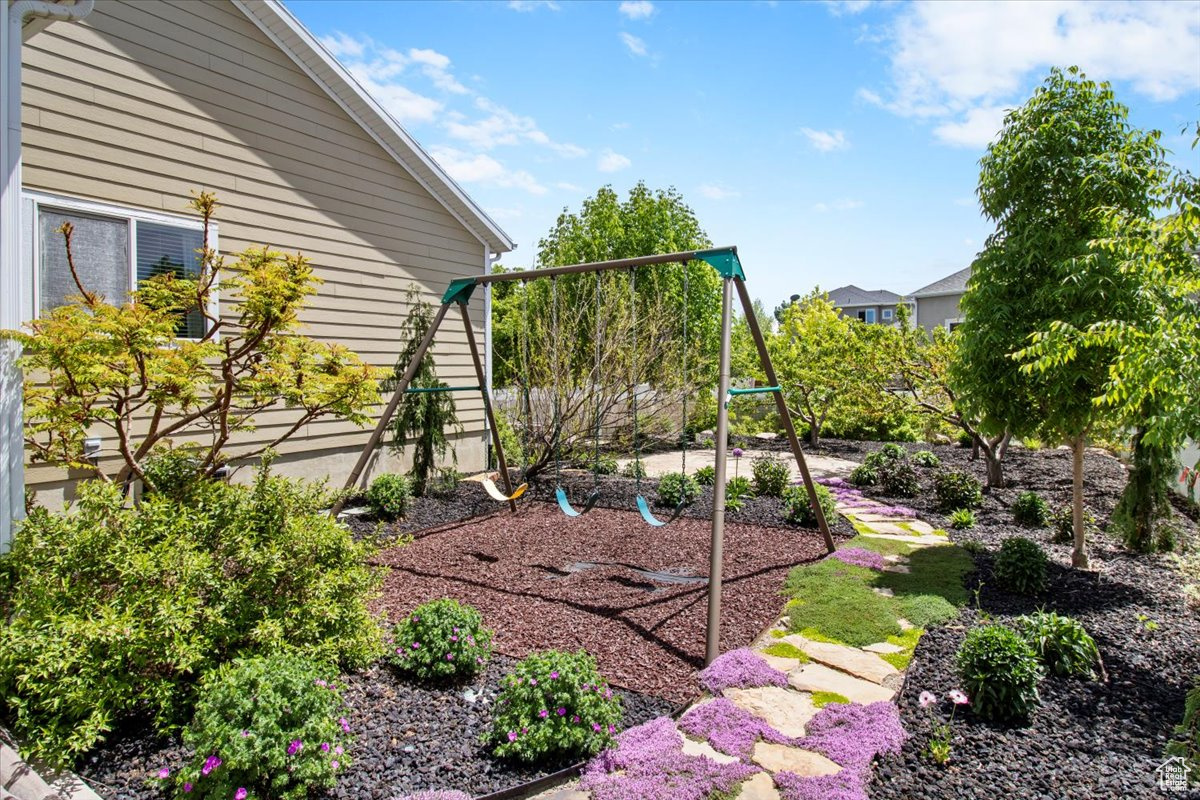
top-left (919, 690), bottom-right (937, 708)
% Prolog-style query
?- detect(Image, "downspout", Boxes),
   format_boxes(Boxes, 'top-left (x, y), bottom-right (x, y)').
top-left (1, 0), bottom-right (94, 553)
top-left (482, 244), bottom-right (496, 471)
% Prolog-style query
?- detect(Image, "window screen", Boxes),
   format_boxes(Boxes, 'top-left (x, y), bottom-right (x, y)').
top-left (137, 221), bottom-right (205, 338)
top-left (38, 208), bottom-right (129, 315)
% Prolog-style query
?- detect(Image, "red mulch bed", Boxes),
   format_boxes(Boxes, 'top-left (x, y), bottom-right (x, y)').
top-left (371, 502), bottom-right (832, 703)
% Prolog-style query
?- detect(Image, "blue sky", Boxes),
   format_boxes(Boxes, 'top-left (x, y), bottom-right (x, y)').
top-left (289, 0), bottom-right (1200, 308)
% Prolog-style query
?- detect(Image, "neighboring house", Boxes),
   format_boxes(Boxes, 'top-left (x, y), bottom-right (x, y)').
top-left (13, 0), bottom-right (513, 509)
top-left (825, 284), bottom-right (911, 325)
top-left (910, 266), bottom-right (971, 332)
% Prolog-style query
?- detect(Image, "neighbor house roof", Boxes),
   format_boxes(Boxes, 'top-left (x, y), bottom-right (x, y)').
top-left (233, 0), bottom-right (514, 255)
top-left (911, 266), bottom-right (972, 298)
top-left (825, 284), bottom-right (907, 308)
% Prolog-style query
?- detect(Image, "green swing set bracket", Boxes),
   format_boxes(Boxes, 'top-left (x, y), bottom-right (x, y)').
top-left (442, 277), bottom-right (478, 305)
top-left (695, 247), bottom-right (745, 280)
top-left (724, 385), bottom-right (781, 407)
top-left (404, 385), bottom-right (481, 394)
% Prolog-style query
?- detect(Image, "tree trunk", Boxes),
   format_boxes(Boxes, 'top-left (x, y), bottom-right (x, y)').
top-left (1071, 434), bottom-right (1089, 569)
top-left (1112, 425), bottom-right (1173, 552)
top-left (975, 431), bottom-right (1009, 489)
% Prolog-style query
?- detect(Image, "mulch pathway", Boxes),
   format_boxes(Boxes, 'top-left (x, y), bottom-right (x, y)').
top-left (371, 502), bottom-right (836, 704)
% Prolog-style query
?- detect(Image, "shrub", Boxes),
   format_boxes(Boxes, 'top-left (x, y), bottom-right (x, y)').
top-left (782, 484), bottom-right (838, 528)
top-left (848, 464), bottom-right (878, 487)
top-left (955, 625), bottom-right (1043, 723)
top-left (141, 445), bottom-right (207, 502)
top-left (657, 472), bottom-right (700, 508)
top-left (1015, 611), bottom-right (1098, 679)
top-left (957, 430), bottom-right (975, 448)
top-left (595, 454), bottom-right (619, 476)
top-left (367, 473), bottom-right (411, 519)
top-left (174, 654), bottom-right (349, 799)
top-left (912, 450), bottom-right (941, 468)
top-left (490, 650), bottom-right (622, 763)
top-left (934, 470), bottom-right (983, 512)
top-left (387, 599), bottom-right (493, 682)
top-left (994, 536), bottom-right (1048, 595)
top-left (693, 465), bottom-right (716, 486)
top-left (427, 468), bottom-right (462, 498)
top-left (751, 456), bottom-right (791, 498)
top-left (1166, 676), bottom-right (1200, 782)
top-left (621, 460), bottom-right (646, 480)
top-left (725, 475), bottom-right (753, 503)
top-left (949, 509), bottom-right (977, 529)
top-left (879, 460), bottom-right (921, 497)
top-left (1012, 491), bottom-right (1051, 527)
top-left (0, 466), bottom-right (382, 765)
top-left (1050, 505), bottom-right (1096, 544)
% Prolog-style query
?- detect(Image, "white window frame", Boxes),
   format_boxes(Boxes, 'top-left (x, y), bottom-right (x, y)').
top-left (25, 191), bottom-right (218, 339)
top-left (946, 316), bottom-right (965, 332)
top-left (881, 308), bottom-right (893, 321)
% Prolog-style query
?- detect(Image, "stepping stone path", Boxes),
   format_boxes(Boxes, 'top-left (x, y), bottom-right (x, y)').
top-left (534, 477), bottom-right (945, 800)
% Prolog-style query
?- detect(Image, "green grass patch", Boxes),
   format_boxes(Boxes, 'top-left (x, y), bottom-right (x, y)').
top-left (932, 528), bottom-right (949, 537)
top-left (840, 534), bottom-right (915, 557)
top-left (770, 628), bottom-right (787, 639)
top-left (788, 588), bottom-right (901, 647)
top-left (880, 650), bottom-right (914, 670)
top-left (796, 627), bottom-right (849, 646)
top-left (898, 594), bottom-right (959, 627)
top-left (811, 691), bottom-right (850, 708)
top-left (760, 641), bottom-right (811, 661)
top-left (888, 627), bottom-right (924, 651)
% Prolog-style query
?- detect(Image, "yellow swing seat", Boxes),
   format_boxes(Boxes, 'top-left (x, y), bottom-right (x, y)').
top-left (482, 475), bottom-right (528, 502)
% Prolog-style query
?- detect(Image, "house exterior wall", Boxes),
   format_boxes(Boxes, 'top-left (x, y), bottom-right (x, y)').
top-left (19, 0), bottom-right (489, 505)
top-left (915, 294), bottom-right (964, 332)
top-left (835, 303), bottom-right (911, 324)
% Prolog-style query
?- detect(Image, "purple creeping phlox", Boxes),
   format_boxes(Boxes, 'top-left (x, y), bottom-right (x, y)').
top-left (677, 697), bottom-right (792, 758)
top-left (776, 701), bottom-right (905, 800)
top-left (828, 548), bottom-right (887, 571)
top-left (395, 791), bottom-right (472, 800)
top-left (697, 648), bottom-right (789, 694)
top-left (580, 717), bottom-right (759, 800)
top-left (775, 768), bottom-right (865, 800)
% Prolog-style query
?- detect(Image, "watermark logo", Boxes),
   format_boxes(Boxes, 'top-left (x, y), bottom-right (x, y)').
top-left (1155, 756), bottom-right (1193, 793)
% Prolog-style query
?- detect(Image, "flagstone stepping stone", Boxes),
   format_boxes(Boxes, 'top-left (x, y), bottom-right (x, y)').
top-left (903, 519), bottom-right (938, 535)
top-left (724, 686), bottom-right (819, 738)
top-left (788, 663), bottom-right (895, 704)
top-left (682, 735), bottom-right (741, 765)
top-left (898, 617), bottom-right (915, 630)
top-left (855, 513), bottom-right (915, 523)
top-left (858, 532), bottom-right (944, 547)
top-left (750, 742), bottom-right (841, 776)
top-left (738, 771), bottom-right (783, 800)
top-left (863, 641), bottom-right (905, 654)
top-left (883, 564), bottom-right (911, 574)
top-left (856, 520), bottom-right (909, 535)
top-left (874, 586), bottom-right (896, 596)
top-left (780, 636), bottom-right (899, 684)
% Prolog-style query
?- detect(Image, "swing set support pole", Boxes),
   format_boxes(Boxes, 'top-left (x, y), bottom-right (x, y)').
top-left (331, 300), bottom-right (453, 517)
top-left (458, 300), bottom-right (519, 513)
top-left (706, 276), bottom-right (735, 666)
top-left (733, 277), bottom-right (836, 554)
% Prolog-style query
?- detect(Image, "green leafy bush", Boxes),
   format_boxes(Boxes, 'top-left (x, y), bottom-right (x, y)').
top-left (752, 456), bottom-right (791, 498)
top-left (725, 475), bottom-right (753, 511)
top-left (848, 464), bottom-right (878, 487)
top-left (912, 450), bottom-right (941, 468)
top-left (1015, 611), bottom-right (1098, 678)
top-left (781, 484), bottom-right (837, 528)
top-left (1050, 505), bottom-right (1096, 544)
top-left (657, 472), bottom-right (700, 508)
top-left (174, 654), bottom-right (349, 799)
top-left (1012, 491), bottom-right (1051, 527)
top-left (934, 470), bottom-right (983, 512)
top-left (366, 473), bottom-right (411, 519)
top-left (490, 650), bottom-right (622, 763)
top-left (387, 599), bottom-right (493, 682)
top-left (141, 445), bottom-right (207, 502)
top-left (693, 465), bottom-right (716, 486)
top-left (994, 536), bottom-right (1049, 595)
top-left (428, 467), bottom-right (462, 498)
top-left (879, 460), bottom-right (921, 497)
top-left (1166, 676), bottom-right (1200, 782)
top-left (0, 466), bottom-right (382, 765)
top-left (595, 454), bottom-right (619, 476)
top-left (621, 460), bottom-right (647, 480)
top-left (955, 625), bottom-right (1043, 723)
top-left (949, 509), bottom-right (977, 529)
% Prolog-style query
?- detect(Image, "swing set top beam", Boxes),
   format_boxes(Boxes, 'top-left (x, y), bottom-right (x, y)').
top-left (441, 246), bottom-right (743, 304)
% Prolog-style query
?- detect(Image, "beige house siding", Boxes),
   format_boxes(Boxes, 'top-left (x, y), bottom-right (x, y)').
top-left (20, 0), bottom-right (491, 504)
top-left (914, 294), bottom-right (964, 332)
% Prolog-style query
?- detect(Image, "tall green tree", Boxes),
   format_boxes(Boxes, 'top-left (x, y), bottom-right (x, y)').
top-left (953, 67), bottom-right (1170, 568)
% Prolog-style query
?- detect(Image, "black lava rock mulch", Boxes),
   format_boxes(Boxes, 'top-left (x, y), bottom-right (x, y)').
top-left (76, 656), bottom-right (676, 800)
top-left (856, 441), bottom-right (1200, 800)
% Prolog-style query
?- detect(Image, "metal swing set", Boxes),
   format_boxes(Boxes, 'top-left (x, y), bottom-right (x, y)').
top-left (333, 246), bottom-right (835, 663)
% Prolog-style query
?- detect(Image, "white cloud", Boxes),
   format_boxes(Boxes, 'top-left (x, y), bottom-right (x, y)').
top-left (555, 181), bottom-right (583, 191)
top-left (933, 105), bottom-right (1011, 148)
top-left (507, 0), bottom-right (560, 10)
top-left (430, 147), bottom-right (547, 194)
top-left (446, 98), bottom-right (586, 156)
top-left (619, 1), bottom-right (656, 20)
top-left (320, 31), bottom-right (366, 59)
top-left (610, 122), bottom-right (631, 131)
top-left (409, 48), bottom-right (469, 94)
top-left (824, 0), bottom-right (874, 15)
top-left (699, 183), bottom-right (741, 200)
top-left (598, 149), bottom-right (632, 172)
top-left (619, 32), bottom-right (649, 57)
top-left (813, 198), bottom-right (864, 212)
top-left (800, 127), bottom-right (850, 152)
top-left (864, 1), bottom-right (1200, 146)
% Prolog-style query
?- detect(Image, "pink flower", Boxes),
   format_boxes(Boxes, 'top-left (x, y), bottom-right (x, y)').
top-left (948, 689), bottom-right (969, 706)
top-left (287, 739), bottom-right (302, 756)
top-left (240, 730), bottom-right (250, 738)
top-left (557, 707), bottom-right (567, 716)
top-left (157, 767), bottom-right (170, 779)
top-left (183, 784), bottom-right (193, 794)
top-left (453, 627), bottom-right (459, 633)
top-left (539, 709), bottom-right (549, 718)
top-left (446, 653), bottom-right (454, 660)
top-left (331, 760), bottom-right (339, 770)
top-left (451, 635), bottom-right (459, 642)
top-left (550, 671), bottom-right (559, 679)
top-left (412, 642), bottom-right (420, 649)
top-left (235, 789), bottom-right (247, 800)
top-left (529, 679), bottom-right (537, 686)
top-left (919, 691), bottom-right (937, 708)
top-left (321, 742), bottom-right (330, 752)
top-left (508, 731), bottom-right (518, 742)
top-left (202, 755), bottom-right (221, 776)
top-left (412, 615), bottom-right (420, 622)
top-left (592, 723), bottom-right (602, 732)
top-left (571, 715), bottom-right (580, 723)
top-left (339, 718), bottom-right (350, 733)
top-left (335, 745), bottom-right (344, 755)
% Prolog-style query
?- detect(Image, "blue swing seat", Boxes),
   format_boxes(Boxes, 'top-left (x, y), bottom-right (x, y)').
top-left (556, 486), bottom-right (600, 517)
